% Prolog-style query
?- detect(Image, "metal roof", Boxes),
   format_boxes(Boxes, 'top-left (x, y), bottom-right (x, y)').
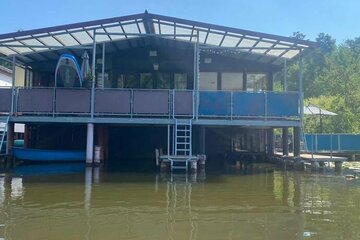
top-left (0, 11), bottom-right (315, 65)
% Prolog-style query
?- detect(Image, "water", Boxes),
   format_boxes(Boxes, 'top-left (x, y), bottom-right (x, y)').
top-left (0, 164), bottom-right (360, 240)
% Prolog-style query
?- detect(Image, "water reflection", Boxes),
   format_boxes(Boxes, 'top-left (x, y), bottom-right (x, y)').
top-left (0, 165), bottom-right (359, 239)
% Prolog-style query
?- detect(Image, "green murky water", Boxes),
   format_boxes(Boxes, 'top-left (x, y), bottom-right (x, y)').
top-left (0, 164), bottom-right (360, 240)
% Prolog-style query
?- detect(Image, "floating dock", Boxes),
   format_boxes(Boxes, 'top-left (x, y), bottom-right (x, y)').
top-left (275, 152), bottom-right (347, 171)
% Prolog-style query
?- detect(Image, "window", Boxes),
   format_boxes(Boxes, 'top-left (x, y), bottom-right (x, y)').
top-left (117, 74), bottom-right (136, 88)
top-left (157, 73), bottom-right (171, 89)
top-left (221, 72), bottom-right (243, 91)
top-left (200, 72), bottom-right (217, 90)
top-left (174, 73), bottom-right (187, 89)
top-left (97, 72), bottom-right (109, 88)
top-left (140, 73), bottom-right (153, 89)
top-left (246, 73), bottom-right (267, 91)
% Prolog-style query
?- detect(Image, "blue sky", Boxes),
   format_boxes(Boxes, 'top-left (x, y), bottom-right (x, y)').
top-left (0, 0), bottom-right (359, 43)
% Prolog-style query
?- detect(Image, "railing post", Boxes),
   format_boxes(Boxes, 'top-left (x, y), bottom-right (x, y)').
top-left (130, 89), bottom-right (134, 118)
top-left (330, 134), bottom-right (333, 159)
top-left (52, 87), bottom-right (56, 117)
top-left (10, 56), bottom-right (16, 116)
top-left (172, 90), bottom-right (175, 118)
top-left (264, 91), bottom-right (267, 120)
top-left (101, 42), bottom-right (106, 89)
top-left (230, 91), bottom-right (233, 120)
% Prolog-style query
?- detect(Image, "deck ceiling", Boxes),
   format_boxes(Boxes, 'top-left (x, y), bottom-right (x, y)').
top-left (0, 12), bottom-right (315, 65)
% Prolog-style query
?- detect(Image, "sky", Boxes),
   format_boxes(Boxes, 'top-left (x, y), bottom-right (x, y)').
top-left (0, 0), bottom-right (359, 43)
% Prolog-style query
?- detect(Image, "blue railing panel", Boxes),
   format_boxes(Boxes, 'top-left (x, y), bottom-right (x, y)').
top-left (304, 135), bottom-right (315, 152)
top-left (304, 134), bottom-right (360, 152)
top-left (267, 92), bottom-right (299, 117)
top-left (340, 135), bottom-right (360, 151)
top-left (316, 134), bottom-right (338, 151)
top-left (198, 91), bottom-right (231, 116)
top-left (233, 92), bottom-right (265, 116)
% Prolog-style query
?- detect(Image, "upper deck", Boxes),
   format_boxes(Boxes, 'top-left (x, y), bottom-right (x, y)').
top-left (0, 12), bottom-right (314, 127)
top-left (0, 87), bottom-right (300, 126)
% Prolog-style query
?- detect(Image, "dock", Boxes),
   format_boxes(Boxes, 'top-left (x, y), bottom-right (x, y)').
top-left (275, 152), bottom-right (347, 171)
top-left (156, 149), bottom-right (206, 172)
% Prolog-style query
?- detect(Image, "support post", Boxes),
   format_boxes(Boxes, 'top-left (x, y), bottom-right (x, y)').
top-left (96, 125), bottom-right (105, 163)
top-left (24, 124), bottom-right (30, 148)
top-left (167, 124), bottom-right (170, 156)
top-left (267, 71), bottom-right (273, 91)
top-left (243, 71), bottom-right (247, 91)
top-left (283, 60), bottom-right (287, 91)
top-left (266, 128), bottom-right (274, 156)
top-left (334, 161), bottom-right (342, 172)
top-left (298, 56), bottom-right (304, 151)
top-left (199, 126), bottom-right (206, 154)
top-left (11, 56), bottom-right (16, 115)
top-left (6, 123), bottom-right (14, 156)
top-left (293, 127), bottom-right (301, 157)
top-left (101, 42), bottom-right (105, 88)
top-left (86, 123), bottom-right (94, 165)
top-left (194, 31), bottom-right (200, 120)
top-left (282, 127), bottom-right (289, 156)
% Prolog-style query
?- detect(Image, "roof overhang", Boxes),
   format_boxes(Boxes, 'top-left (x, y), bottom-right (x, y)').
top-left (0, 11), bottom-right (316, 65)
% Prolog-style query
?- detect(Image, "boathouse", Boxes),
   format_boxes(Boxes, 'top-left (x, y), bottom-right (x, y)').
top-left (0, 12), bottom-right (314, 168)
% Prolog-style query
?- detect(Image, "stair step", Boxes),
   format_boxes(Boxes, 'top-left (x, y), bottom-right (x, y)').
top-left (171, 166), bottom-right (188, 170)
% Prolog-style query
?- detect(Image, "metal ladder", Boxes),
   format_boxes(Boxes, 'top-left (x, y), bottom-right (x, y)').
top-left (0, 116), bottom-right (10, 155)
top-left (171, 119), bottom-right (192, 171)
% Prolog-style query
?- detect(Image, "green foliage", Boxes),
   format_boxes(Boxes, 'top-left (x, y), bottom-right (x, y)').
top-left (287, 32), bottom-right (360, 133)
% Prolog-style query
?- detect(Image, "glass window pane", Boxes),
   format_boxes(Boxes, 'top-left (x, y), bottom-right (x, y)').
top-left (117, 75), bottom-right (124, 88)
top-left (246, 73), bottom-right (267, 91)
top-left (97, 72), bottom-right (110, 88)
top-left (118, 74), bottom-right (136, 88)
top-left (174, 73), bottom-right (187, 89)
top-left (221, 72), bottom-right (243, 90)
top-left (157, 73), bottom-right (171, 89)
top-left (200, 72), bottom-right (217, 90)
top-left (140, 73), bottom-right (153, 89)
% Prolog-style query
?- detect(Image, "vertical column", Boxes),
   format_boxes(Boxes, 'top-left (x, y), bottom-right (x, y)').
top-left (266, 128), bottom-right (274, 156)
top-left (24, 124), bottom-right (30, 148)
top-left (90, 30), bottom-right (97, 119)
top-left (101, 42), bottom-right (106, 88)
top-left (6, 123), bottom-right (14, 155)
top-left (103, 126), bottom-right (109, 161)
top-left (293, 127), bottom-right (301, 157)
top-left (11, 56), bottom-right (16, 115)
top-left (86, 123), bottom-right (94, 165)
top-left (267, 72), bottom-right (273, 91)
top-left (298, 56), bottom-right (304, 149)
top-left (194, 33), bottom-right (200, 120)
top-left (96, 125), bottom-right (105, 163)
top-left (283, 60), bottom-right (287, 91)
top-left (242, 71), bottom-right (247, 91)
top-left (282, 127), bottom-right (289, 156)
top-left (199, 126), bottom-right (206, 154)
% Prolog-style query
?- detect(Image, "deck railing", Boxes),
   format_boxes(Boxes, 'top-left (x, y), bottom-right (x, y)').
top-left (304, 134), bottom-right (360, 153)
top-left (0, 87), bottom-right (300, 120)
